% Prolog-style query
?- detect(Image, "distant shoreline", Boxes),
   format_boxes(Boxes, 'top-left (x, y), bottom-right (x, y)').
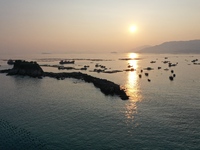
top-left (136, 39), bottom-right (200, 54)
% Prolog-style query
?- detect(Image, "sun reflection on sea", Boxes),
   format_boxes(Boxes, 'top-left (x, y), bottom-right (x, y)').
top-left (126, 53), bottom-right (141, 100)
top-left (123, 53), bottom-right (142, 125)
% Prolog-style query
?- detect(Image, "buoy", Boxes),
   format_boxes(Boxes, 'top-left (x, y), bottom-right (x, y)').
top-left (169, 76), bottom-right (173, 81)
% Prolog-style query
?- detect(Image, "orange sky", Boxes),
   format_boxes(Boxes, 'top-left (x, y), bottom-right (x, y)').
top-left (1, 0), bottom-right (200, 54)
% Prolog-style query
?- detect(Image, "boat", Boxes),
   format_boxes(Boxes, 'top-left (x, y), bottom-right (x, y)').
top-left (59, 60), bottom-right (75, 64)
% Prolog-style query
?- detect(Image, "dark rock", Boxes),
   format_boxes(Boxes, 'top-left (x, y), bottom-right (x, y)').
top-left (7, 59), bottom-right (15, 65)
top-left (7, 60), bottom-right (43, 77)
top-left (0, 69), bottom-right (10, 73)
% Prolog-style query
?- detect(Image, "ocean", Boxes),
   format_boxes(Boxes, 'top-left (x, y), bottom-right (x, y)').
top-left (0, 53), bottom-right (200, 150)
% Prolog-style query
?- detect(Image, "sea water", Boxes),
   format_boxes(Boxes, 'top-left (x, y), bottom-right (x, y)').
top-left (0, 53), bottom-right (199, 149)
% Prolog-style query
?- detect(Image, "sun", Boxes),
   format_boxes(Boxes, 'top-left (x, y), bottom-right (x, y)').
top-left (129, 25), bottom-right (137, 33)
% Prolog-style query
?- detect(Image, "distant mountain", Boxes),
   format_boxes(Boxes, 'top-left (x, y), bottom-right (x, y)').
top-left (137, 40), bottom-right (200, 54)
top-left (131, 45), bottom-right (151, 52)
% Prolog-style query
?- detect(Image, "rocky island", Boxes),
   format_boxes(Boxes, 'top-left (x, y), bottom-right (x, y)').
top-left (0, 60), bottom-right (129, 100)
top-left (7, 60), bottom-right (44, 77)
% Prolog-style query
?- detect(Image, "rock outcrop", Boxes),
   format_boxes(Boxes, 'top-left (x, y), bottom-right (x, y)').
top-left (7, 59), bottom-right (15, 65)
top-left (7, 60), bottom-right (44, 77)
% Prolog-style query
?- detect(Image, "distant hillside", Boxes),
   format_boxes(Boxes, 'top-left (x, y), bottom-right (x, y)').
top-left (130, 45), bottom-right (151, 52)
top-left (137, 40), bottom-right (200, 54)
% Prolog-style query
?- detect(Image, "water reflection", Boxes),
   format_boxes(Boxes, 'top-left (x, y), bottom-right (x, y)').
top-left (126, 53), bottom-right (141, 100)
top-left (123, 53), bottom-right (142, 124)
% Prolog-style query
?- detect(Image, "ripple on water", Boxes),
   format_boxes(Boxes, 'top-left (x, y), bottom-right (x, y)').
top-left (0, 119), bottom-right (48, 150)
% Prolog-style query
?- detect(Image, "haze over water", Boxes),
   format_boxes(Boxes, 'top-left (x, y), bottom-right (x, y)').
top-left (1, 0), bottom-right (200, 149)
top-left (0, 53), bottom-right (200, 149)
top-left (1, 0), bottom-right (200, 54)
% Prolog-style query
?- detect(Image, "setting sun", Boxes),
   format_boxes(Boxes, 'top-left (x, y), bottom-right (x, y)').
top-left (129, 25), bottom-right (137, 33)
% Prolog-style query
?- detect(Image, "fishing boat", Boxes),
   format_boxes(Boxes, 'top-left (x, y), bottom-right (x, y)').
top-left (59, 60), bottom-right (75, 64)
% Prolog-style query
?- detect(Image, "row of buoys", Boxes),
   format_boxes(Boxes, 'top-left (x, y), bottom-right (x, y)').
top-left (137, 68), bottom-right (176, 82)
top-left (169, 69), bottom-right (176, 81)
top-left (142, 58), bottom-right (179, 82)
top-left (95, 63), bottom-right (106, 69)
top-left (138, 73), bottom-right (151, 82)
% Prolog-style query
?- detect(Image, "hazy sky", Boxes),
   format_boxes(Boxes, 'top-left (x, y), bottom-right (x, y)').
top-left (1, 0), bottom-right (200, 54)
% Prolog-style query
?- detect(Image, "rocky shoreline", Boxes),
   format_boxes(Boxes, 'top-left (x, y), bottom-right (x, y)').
top-left (0, 60), bottom-right (129, 100)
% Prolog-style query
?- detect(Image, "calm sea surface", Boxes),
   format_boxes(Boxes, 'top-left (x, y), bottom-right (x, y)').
top-left (0, 53), bottom-right (200, 149)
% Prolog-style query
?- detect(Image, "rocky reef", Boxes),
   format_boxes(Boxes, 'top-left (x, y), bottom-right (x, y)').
top-left (44, 72), bottom-right (129, 100)
top-left (7, 60), bottom-right (44, 77)
top-left (0, 60), bottom-right (129, 100)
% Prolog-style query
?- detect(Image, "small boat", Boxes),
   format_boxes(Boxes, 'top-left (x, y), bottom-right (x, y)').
top-left (59, 60), bottom-right (75, 64)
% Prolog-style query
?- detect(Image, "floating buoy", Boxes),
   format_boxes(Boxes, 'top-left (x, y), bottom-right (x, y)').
top-left (169, 76), bottom-right (174, 81)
